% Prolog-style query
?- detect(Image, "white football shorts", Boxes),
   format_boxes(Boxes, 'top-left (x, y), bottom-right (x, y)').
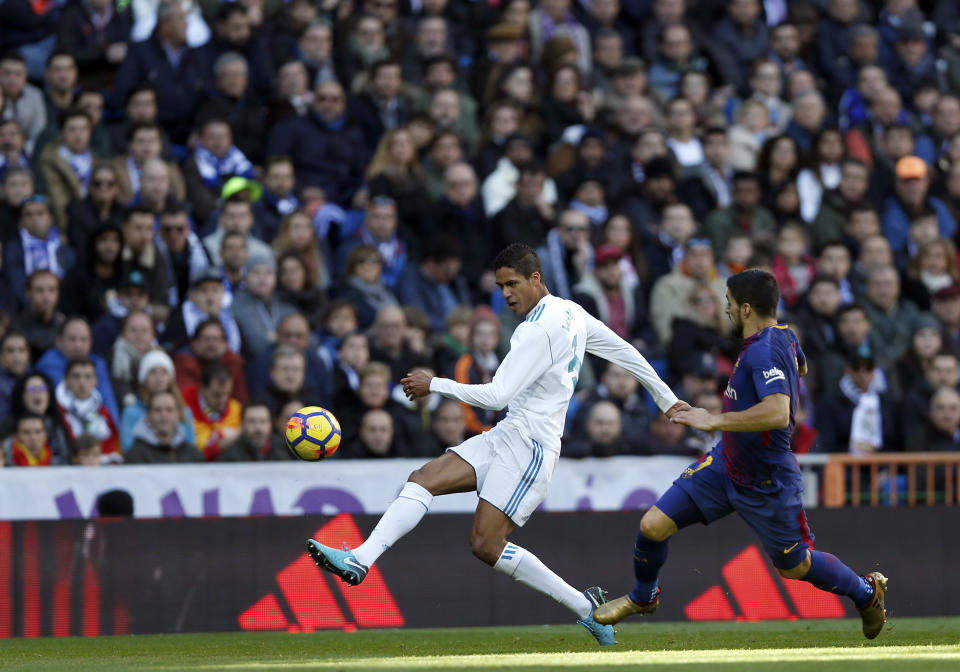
top-left (448, 423), bottom-right (559, 526)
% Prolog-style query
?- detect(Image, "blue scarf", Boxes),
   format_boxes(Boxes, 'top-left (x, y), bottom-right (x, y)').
top-left (264, 189), bottom-right (298, 217)
top-left (360, 228), bottom-right (406, 288)
top-left (194, 145), bottom-right (254, 190)
top-left (20, 226), bottom-right (62, 277)
top-left (59, 144), bottom-right (92, 196)
top-left (0, 152), bottom-right (28, 181)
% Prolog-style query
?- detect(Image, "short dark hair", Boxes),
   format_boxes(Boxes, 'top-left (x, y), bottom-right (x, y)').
top-left (493, 243), bottom-right (542, 278)
top-left (0, 329), bottom-right (27, 352)
top-left (836, 302), bottom-right (869, 323)
top-left (422, 235), bottom-right (462, 263)
top-left (370, 58), bottom-right (401, 79)
top-left (726, 269), bottom-right (779, 318)
top-left (16, 413), bottom-right (45, 429)
top-left (65, 356), bottom-right (96, 377)
top-left (58, 106), bottom-right (91, 132)
top-left (126, 120), bottom-right (161, 143)
top-left (201, 361), bottom-right (233, 387)
top-left (193, 318), bottom-right (226, 341)
top-left (242, 401), bottom-right (271, 420)
top-left (217, 1), bottom-right (246, 22)
top-left (46, 49), bottom-right (75, 68)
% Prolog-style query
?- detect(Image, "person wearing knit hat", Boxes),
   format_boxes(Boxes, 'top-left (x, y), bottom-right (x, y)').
top-left (119, 349), bottom-right (196, 451)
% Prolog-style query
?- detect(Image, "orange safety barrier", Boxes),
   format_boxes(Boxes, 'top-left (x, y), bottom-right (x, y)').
top-left (822, 453), bottom-right (960, 507)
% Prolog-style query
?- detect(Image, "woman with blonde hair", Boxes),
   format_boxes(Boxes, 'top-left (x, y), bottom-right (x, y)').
top-left (273, 209), bottom-right (329, 289)
top-left (365, 126), bottom-right (428, 236)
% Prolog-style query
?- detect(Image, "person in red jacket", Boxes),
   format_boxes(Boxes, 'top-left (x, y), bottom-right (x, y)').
top-left (55, 357), bottom-right (120, 462)
top-left (173, 318), bottom-right (249, 403)
top-left (181, 361), bottom-right (242, 461)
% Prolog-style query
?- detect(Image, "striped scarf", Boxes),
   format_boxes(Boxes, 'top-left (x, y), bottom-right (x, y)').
top-left (194, 145), bottom-right (254, 190)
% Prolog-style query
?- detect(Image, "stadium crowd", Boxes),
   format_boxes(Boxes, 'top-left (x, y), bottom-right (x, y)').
top-left (2, 0), bottom-right (960, 466)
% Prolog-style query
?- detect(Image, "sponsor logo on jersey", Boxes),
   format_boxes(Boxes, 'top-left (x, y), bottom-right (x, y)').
top-left (762, 367), bottom-right (786, 384)
top-left (724, 385), bottom-right (738, 401)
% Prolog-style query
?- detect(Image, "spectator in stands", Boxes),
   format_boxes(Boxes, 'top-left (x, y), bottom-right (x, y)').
top-left (333, 330), bottom-right (369, 408)
top-left (121, 348), bottom-right (194, 450)
top-left (206, 192), bottom-right (276, 263)
top-left (164, 268), bottom-right (241, 353)
top-left (35, 52), bottom-right (80, 151)
top-left (668, 281), bottom-right (739, 377)
top-left (182, 361), bottom-right (242, 460)
top-left (173, 318), bottom-right (248, 403)
top-left (338, 245), bottom-right (397, 331)
top-left (292, 20), bottom-right (338, 88)
top-left (570, 362), bottom-right (653, 445)
top-left (574, 243), bottom-right (651, 344)
top-left (649, 238), bottom-right (728, 344)
top-left (902, 238), bottom-right (960, 310)
top-left (756, 135), bottom-right (800, 213)
top-left (679, 126), bottom-right (733, 221)
top-left (218, 401), bottom-right (292, 461)
top-left (339, 361), bottom-right (405, 454)
top-left (112, 122), bottom-right (186, 205)
top-left (38, 107), bottom-right (94, 229)
top-left (771, 224), bottom-right (817, 310)
top-left (901, 350), bottom-right (960, 439)
top-left (109, 310), bottom-right (155, 408)
top-left (55, 357), bottom-right (120, 461)
top-left (0, 52), bottom-right (45, 155)
top-left (537, 209), bottom-right (592, 300)
top-left (712, 0), bottom-right (769, 92)
top-left (55, 0), bottom-right (132, 91)
top-left (0, 372), bottom-right (71, 463)
top-left (183, 117), bottom-right (256, 224)
top-left (70, 434), bottom-right (103, 466)
top-left (883, 156), bottom-right (956, 258)
top-left (276, 253), bottom-right (326, 328)
top-left (648, 24), bottom-right (707, 102)
top-left (363, 126), bottom-right (427, 236)
top-left (336, 197), bottom-right (408, 288)
top-left (90, 268), bottom-right (151, 357)
top-left (862, 264), bottom-right (920, 366)
top-left (932, 284), bottom-right (960, 354)
top-left (203, 3), bottom-right (273, 104)
top-left (815, 343), bottom-right (899, 454)
top-left (155, 204), bottom-right (210, 310)
top-left (0, 330), bottom-right (29, 420)
top-left (218, 231), bottom-right (247, 304)
top-left (0, 120), bottom-right (28, 187)
top-left (810, 158), bottom-right (871, 251)
top-left (493, 161), bottom-right (554, 252)
top-left (892, 313), bottom-right (945, 400)
top-left (636, 404), bottom-right (699, 456)
top-left (253, 345), bottom-right (314, 417)
top-left (4, 196), bottom-right (73, 308)
top-left (482, 132), bottom-right (557, 218)
top-left (704, 171), bottom-right (776, 257)
top-left (247, 312), bottom-right (331, 406)
top-left (396, 236), bottom-right (469, 333)
top-left (126, 389), bottom-right (204, 463)
top-left (7, 415), bottom-right (52, 467)
top-left (450, 312), bottom-right (501, 436)
top-left (567, 400), bottom-right (628, 458)
top-left (251, 156), bottom-right (297, 243)
top-left (66, 165), bottom-right (124, 270)
top-left (369, 304), bottom-right (426, 382)
top-left (420, 399), bottom-right (466, 456)
top-left (425, 163), bottom-right (491, 291)
top-left (231, 256), bottom-right (296, 358)
top-left (272, 209), bottom-right (327, 292)
top-left (110, 1), bottom-right (210, 144)
top-left (120, 205), bottom-right (170, 320)
top-left (10, 270), bottom-right (63, 357)
top-left (36, 317), bottom-right (119, 423)
top-left (908, 386), bottom-right (960, 452)
top-left (59, 223), bottom-right (122, 323)
top-left (341, 408), bottom-right (397, 458)
top-left (266, 79), bottom-right (366, 205)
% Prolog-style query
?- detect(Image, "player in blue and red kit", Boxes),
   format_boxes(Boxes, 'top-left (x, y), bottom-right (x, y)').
top-left (594, 269), bottom-right (888, 639)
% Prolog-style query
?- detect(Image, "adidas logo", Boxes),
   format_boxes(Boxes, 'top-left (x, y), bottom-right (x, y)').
top-left (684, 545), bottom-right (847, 621)
top-left (239, 514), bottom-right (405, 632)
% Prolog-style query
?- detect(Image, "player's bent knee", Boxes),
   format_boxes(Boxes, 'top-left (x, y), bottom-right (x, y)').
top-left (639, 508), bottom-right (676, 542)
top-left (776, 553), bottom-right (811, 579)
top-left (468, 531), bottom-right (502, 566)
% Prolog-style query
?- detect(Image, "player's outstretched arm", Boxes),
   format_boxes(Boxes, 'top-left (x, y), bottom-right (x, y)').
top-left (412, 324), bottom-right (553, 410)
top-left (672, 393), bottom-right (790, 432)
top-left (581, 310), bottom-right (684, 414)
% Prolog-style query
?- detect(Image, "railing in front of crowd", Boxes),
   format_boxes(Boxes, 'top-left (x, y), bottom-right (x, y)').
top-left (821, 453), bottom-right (960, 507)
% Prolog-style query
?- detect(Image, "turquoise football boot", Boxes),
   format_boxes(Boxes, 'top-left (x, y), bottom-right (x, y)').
top-left (306, 539), bottom-right (368, 586)
top-left (578, 586), bottom-right (617, 646)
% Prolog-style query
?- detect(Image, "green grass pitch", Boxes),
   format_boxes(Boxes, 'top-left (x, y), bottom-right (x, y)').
top-left (5, 618), bottom-right (959, 671)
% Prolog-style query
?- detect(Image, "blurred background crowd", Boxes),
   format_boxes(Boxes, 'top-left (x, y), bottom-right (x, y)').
top-left (1, 0), bottom-right (960, 466)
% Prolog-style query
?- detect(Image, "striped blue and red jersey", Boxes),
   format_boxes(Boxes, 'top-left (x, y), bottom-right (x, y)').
top-left (719, 324), bottom-right (806, 492)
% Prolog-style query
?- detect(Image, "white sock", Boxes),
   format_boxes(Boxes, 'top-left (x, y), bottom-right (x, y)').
top-left (493, 542), bottom-right (592, 619)
top-left (352, 482), bottom-right (433, 567)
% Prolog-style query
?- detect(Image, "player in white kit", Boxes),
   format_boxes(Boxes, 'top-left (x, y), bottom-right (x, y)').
top-left (307, 243), bottom-right (687, 645)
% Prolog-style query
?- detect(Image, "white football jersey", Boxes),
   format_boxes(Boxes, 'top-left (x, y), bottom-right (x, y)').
top-left (430, 294), bottom-right (679, 453)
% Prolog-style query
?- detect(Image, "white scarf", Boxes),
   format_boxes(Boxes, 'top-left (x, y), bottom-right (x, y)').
top-left (58, 144), bottom-right (92, 196)
top-left (182, 300), bottom-right (242, 353)
top-left (20, 226), bottom-right (61, 277)
top-left (56, 380), bottom-right (111, 440)
top-left (839, 370), bottom-right (886, 455)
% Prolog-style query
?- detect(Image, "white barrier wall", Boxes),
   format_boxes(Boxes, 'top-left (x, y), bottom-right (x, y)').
top-left (0, 456), bottom-right (692, 520)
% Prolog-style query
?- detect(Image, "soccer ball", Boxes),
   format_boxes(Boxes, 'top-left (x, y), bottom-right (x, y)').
top-left (285, 406), bottom-right (341, 461)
